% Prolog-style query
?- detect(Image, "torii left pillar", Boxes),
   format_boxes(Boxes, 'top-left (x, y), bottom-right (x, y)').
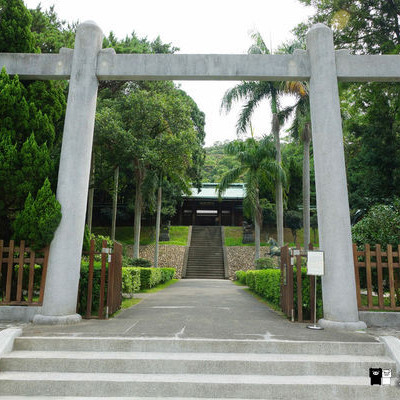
top-left (34, 21), bottom-right (103, 324)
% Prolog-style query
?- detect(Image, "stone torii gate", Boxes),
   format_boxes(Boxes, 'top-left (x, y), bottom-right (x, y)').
top-left (3, 21), bottom-right (400, 329)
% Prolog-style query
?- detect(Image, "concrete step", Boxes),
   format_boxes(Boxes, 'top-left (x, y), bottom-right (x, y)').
top-left (188, 265), bottom-right (224, 272)
top-left (0, 398), bottom-right (273, 400)
top-left (185, 276), bottom-right (225, 279)
top-left (3, 337), bottom-right (397, 399)
top-left (186, 267), bottom-right (224, 271)
top-left (0, 371), bottom-right (397, 398)
top-left (13, 338), bottom-right (387, 356)
top-left (186, 260), bottom-right (224, 264)
top-left (2, 351), bottom-right (393, 376)
top-left (189, 244), bottom-right (222, 248)
top-left (187, 265), bottom-right (224, 272)
top-left (185, 274), bottom-right (224, 276)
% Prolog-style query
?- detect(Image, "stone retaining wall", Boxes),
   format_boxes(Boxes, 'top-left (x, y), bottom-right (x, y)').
top-left (226, 246), bottom-right (272, 279)
top-left (126, 245), bottom-right (186, 278)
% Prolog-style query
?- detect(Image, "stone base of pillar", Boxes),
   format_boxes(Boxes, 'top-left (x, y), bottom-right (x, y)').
top-left (33, 313), bottom-right (82, 325)
top-left (318, 318), bottom-right (366, 331)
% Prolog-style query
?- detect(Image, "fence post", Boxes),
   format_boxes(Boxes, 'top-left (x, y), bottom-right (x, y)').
top-left (388, 245), bottom-right (396, 308)
top-left (376, 244), bottom-right (384, 309)
top-left (296, 245), bottom-right (303, 322)
top-left (352, 243), bottom-right (361, 308)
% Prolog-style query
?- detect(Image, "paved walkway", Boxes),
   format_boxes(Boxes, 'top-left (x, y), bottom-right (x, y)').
top-left (20, 279), bottom-right (381, 342)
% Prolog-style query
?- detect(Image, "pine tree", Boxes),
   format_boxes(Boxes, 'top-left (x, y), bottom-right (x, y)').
top-left (14, 179), bottom-right (61, 250)
top-left (0, 0), bottom-right (35, 53)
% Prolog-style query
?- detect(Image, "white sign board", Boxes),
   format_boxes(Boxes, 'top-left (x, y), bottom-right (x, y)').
top-left (307, 251), bottom-right (325, 276)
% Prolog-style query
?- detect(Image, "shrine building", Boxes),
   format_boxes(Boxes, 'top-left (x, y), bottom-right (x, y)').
top-left (173, 183), bottom-right (245, 226)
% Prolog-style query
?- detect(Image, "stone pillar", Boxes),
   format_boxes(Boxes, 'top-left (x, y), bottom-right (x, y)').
top-left (34, 21), bottom-right (103, 324)
top-left (306, 24), bottom-right (366, 330)
top-left (179, 207), bottom-right (183, 226)
top-left (192, 206), bottom-right (196, 226)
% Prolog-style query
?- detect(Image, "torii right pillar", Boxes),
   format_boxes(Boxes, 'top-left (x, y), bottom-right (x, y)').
top-left (307, 24), bottom-right (366, 330)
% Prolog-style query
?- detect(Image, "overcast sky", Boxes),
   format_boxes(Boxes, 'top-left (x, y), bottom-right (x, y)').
top-left (24, 0), bottom-right (314, 146)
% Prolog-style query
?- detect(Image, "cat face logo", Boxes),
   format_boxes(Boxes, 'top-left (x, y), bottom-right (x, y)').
top-left (382, 369), bottom-right (392, 386)
top-left (382, 369), bottom-right (391, 378)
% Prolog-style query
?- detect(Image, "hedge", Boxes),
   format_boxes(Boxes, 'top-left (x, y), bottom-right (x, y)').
top-left (14, 264), bottom-right (43, 292)
top-left (139, 267), bottom-right (176, 289)
top-left (78, 261), bottom-right (104, 314)
top-left (235, 268), bottom-right (323, 320)
top-left (161, 268), bottom-right (176, 283)
top-left (236, 270), bottom-right (247, 284)
top-left (78, 263), bottom-right (176, 314)
top-left (122, 267), bottom-right (141, 294)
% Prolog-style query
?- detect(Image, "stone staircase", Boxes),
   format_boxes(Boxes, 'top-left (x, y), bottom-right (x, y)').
top-left (185, 226), bottom-right (225, 279)
top-left (0, 336), bottom-right (398, 398)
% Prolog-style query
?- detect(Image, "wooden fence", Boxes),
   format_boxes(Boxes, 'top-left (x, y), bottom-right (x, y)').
top-left (0, 240), bottom-right (49, 306)
top-left (80, 239), bottom-right (122, 319)
top-left (353, 243), bottom-right (400, 311)
top-left (280, 244), bottom-right (315, 322)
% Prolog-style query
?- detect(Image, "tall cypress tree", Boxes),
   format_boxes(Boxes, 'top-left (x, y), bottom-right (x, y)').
top-left (0, 0), bottom-right (65, 244)
top-left (0, 0), bottom-right (35, 53)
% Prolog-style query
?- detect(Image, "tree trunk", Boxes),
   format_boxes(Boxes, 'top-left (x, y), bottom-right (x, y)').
top-left (86, 152), bottom-right (95, 233)
top-left (303, 123), bottom-right (311, 250)
top-left (254, 215), bottom-right (260, 261)
top-left (111, 166), bottom-right (119, 241)
top-left (133, 162), bottom-right (144, 259)
top-left (272, 113), bottom-right (284, 247)
top-left (154, 178), bottom-right (162, 268)
top-left (254, 189), bottom-right (261, 261)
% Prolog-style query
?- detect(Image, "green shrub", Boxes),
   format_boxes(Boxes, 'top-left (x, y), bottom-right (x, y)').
top-left (246, 270), bottom-right (256, 290)
top-left (255, 257), bottom-right (278, 269)
top-left (13, 179), bottom-right (62, 251)
top-left (124, 257), bottom-right (152, 268)
top-left (254, 269), bottom-right (281, 305)
top-left (82, 225), bottom-right (91, 252)
top-left (237, 268), bottom-right (323, 320)
top-left (293, 268), bottom-right (323, 320)
top-left (14, 264), bottom-right (42, 292)
top-left (160, 268), bottom-right (176, 283)
top-left (138, 267), bottom-right (175, 289)
top-left (139, 267), bottom-right (161, 289)
top-left (235, 270), bottom-right (247, 284)
top-left (78, 261), bottom-right (106, 314)
top-left (285, 210), bottom-right (303, 244)
top-left (78, 263), bottom-right (176, 316)
top-left (352, 200), bottom-right (400, 248)
top-left (122, 267), bottom-right (141, 294)
top-left (90, 234), bottom-right (113, 252)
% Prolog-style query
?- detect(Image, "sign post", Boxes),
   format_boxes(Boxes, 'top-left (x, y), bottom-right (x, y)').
top-left (307, 250), bottom-right (324, 330)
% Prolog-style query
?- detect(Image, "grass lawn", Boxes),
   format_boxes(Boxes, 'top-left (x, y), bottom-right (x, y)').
top-left (138, 279), bottom-right (179, 293)
top-left (92, 226), bottom-right (189, 246)
top-left (360, 293), bottom-right (400, 309)
top-left (93, 224), bottom-right (318, 248)
top-left (224, 226), bottom-right (319, 247)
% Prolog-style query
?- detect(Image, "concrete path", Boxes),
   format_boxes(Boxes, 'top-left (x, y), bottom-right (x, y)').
top-left (21, 280), bottom-right (378, 342)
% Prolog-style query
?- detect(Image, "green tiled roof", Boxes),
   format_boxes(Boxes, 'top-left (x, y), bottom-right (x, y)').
top-left (184, 183), bottom-right (245, 200)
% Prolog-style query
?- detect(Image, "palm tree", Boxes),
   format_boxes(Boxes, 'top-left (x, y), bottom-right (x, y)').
top-left (221, 32), bottom-right (285, 247)
top-left (218, 135), bottom-right (285, 260)
top-left (283, 82), bottom-right (311, 250)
